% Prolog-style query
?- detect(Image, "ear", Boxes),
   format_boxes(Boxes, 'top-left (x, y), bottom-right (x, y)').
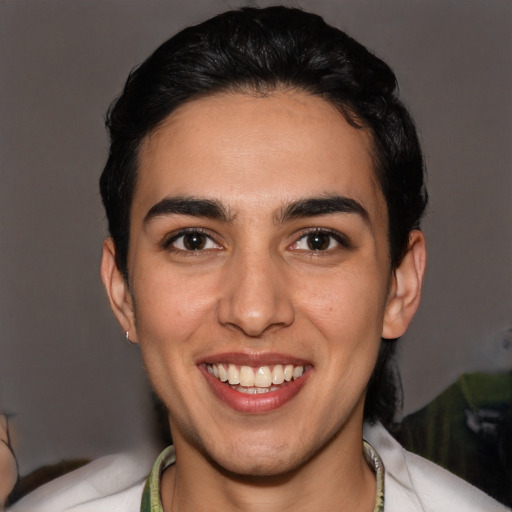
top-left (100, 238), bottom-right (138, 343)
top-left (382, 230), bottom-right (426, 340)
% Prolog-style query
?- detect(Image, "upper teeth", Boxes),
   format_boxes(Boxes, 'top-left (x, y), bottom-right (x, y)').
top-left (206, 363), bottom-right (305, 388)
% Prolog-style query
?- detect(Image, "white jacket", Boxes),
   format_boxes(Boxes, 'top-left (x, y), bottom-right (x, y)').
top-left (10, 423), bottom-right (510, 512)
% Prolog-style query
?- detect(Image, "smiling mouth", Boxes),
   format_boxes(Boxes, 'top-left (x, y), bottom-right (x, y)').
top-left (205, 363), bottom-right (306, 394)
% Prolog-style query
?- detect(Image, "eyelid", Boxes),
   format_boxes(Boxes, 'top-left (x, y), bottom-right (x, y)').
top-left (290, 228), bottom-right (353, 251)
top-left (162, 227), bottom-right (223, 251)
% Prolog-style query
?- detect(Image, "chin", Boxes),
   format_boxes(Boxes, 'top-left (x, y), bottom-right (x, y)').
top-left (216, 451), bottom-right (304, 479)
top-left (202, 434), bottom-right (314, 479)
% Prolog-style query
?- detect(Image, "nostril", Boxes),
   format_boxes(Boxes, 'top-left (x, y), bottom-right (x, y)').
top-left (216, 259), bottom-right (295, 336)
top-left (217, 298), bottom-right (294, 337)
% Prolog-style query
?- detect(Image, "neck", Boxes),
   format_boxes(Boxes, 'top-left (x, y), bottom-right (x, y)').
top-left (161, 419), bottom-right (376, 512)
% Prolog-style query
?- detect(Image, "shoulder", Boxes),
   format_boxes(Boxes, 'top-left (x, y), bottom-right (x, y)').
top-left (8, 449), bottom-right (154, 512)
top-left (363, 422), bottom-right (511, 512)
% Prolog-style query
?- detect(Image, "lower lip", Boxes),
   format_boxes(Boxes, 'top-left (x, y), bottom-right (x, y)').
top-left (200, 366), bottom-right (310, 413)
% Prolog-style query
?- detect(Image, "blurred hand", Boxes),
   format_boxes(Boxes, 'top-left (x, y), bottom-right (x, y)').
top-left (0, 415), bottom-right (17, 508)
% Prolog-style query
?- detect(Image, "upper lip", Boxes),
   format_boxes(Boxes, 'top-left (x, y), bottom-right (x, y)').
top-left (196, 351), bottom-right (311, 367)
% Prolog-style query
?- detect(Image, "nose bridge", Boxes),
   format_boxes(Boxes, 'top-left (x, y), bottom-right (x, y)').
top-left (217, 245), bottom-right (294, 336)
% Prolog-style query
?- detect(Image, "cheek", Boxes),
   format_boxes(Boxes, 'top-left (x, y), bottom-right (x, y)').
top-left (296, 265), bottom-right (388, 340)
top-left (132, 272), bottom-right (219, 409)
top-left (132, 269), bottom-right (219, 347)
top-left (296, 265), bottom-right (388, 397)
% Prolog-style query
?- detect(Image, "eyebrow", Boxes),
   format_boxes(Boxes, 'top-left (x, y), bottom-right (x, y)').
top-left (276, 195), bottom-right (370, 224)
top-left (144, 196), bottom-right (232, 224)
top-left (143, 194), bottom-right (370, 226)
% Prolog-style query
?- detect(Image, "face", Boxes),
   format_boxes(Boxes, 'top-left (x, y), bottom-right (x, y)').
top-left (102, 91), bottom-right (424, 477)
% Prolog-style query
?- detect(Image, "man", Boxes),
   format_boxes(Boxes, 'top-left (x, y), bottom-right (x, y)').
top-left (10, 6), bottom-right (509, 512)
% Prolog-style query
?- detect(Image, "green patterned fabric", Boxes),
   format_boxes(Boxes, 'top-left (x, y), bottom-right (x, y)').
top-left (364, 440), bottom-right (385, 512)
top-left (140, 446), bottom-right (175, 512)
top-left (140, 442), bottom-right (384, 511)
top-left (398, 371), bottom-right (512, 506)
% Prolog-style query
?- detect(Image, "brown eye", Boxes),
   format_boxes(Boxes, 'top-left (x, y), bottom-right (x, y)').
top-left (306, 232), bottom-right (331, 251)
top-left (166, 230), bottom-right (222, 252)
top-left (291, 229), bottom-right (351, 252)
top-left (183, 233), bottom-right (207, 250)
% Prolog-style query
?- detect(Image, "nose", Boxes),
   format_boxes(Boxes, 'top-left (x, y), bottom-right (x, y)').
top-left (216, 250), bottom-right (295, 337)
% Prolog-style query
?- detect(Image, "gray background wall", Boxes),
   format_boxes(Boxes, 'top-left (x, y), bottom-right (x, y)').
top-left (1, 0), bottom-right (510, 476)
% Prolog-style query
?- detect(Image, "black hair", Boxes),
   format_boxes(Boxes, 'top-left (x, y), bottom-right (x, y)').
top-left (100, 6), bottom-right (427, 427)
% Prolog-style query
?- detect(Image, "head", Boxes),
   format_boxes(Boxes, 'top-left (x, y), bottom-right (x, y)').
top-left (100, 7), bottom-right (426, 432)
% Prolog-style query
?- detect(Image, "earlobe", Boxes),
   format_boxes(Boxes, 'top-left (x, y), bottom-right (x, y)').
top-left (382, 230), bottom-right (426, 340)
top-left (100, 238), bottom-right (138, 343)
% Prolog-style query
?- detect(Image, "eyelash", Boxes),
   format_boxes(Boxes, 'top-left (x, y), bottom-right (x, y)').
top-left (291, 228), bottom-right (352, 253)
top-left (162, 227), bottom-right (351, 255)
top-left (162, 228), bottom-right (222, 253)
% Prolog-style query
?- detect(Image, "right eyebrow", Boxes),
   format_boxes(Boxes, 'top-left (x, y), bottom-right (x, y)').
top-left (276, 195), bottom-right (370, 225)
top-left (143, 196), bottom-right (233, 225)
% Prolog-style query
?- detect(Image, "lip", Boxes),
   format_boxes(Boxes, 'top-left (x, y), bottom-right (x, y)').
top-left (196, 351), bottom-right (310, 367)
top-left (197, 352), bottom-right (312, 414)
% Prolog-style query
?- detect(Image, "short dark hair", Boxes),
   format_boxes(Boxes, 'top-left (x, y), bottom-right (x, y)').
top-left (100, 6), bottom-right (427, 427)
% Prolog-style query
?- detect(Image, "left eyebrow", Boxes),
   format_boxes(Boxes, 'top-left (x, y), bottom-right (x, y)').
top-left (276, 195), bottom-right (370, 224)
top-left (143, 196), bottom-right (233, 225)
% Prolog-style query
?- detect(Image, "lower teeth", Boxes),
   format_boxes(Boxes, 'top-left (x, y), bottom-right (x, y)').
top-left (230, 384), bottom-right (281, 394)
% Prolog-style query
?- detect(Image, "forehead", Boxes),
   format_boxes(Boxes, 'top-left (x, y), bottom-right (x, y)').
top-left (135, 91), bottom-right (385, 223)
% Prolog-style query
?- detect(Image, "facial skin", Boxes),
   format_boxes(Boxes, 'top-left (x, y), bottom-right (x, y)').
top-left (102, 91), bottom-right (425, 511)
